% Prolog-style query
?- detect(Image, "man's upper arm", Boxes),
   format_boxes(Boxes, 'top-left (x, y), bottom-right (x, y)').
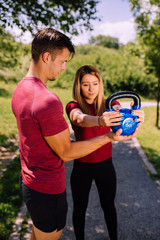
top-left (44, 128), bottom-right (71, 161)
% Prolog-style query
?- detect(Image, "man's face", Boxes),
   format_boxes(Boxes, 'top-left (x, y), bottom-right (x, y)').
top-left (48, 48), bottom-right (70, 81)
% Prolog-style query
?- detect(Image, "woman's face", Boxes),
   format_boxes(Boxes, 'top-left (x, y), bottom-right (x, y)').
top-left (80, 74), bottom-right (100, 104)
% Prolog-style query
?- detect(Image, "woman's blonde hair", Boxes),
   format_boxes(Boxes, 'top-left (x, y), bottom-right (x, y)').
top-left (73, 65), bottom-right (105, 116)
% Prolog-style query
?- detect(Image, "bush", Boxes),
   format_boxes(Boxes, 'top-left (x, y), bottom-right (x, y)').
top-left (53, 45), bottom-right (157, 99)
top-left (0, 31), bottom-right (157, 99)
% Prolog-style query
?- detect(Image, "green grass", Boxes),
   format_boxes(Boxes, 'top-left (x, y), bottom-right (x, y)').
top-left (0, 156), bottom-right (22, 240)
top-left (0, 81), bottom-right (18, 149)
top-left (136, 106), bottom-right (160, 179)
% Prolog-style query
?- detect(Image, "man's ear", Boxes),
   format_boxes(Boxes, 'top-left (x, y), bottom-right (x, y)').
top-left (41, 52), bottom-right (51, 63)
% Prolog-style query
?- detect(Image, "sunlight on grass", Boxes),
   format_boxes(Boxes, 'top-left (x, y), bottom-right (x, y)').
top-left (0, 98), bottom-right (17, 137)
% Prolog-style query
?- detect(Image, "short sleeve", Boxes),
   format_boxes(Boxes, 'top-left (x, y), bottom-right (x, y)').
top-left (66, 101), bottom-right (81, 119)
top-left (33, 95), bottom-right (68, 137)
top-left (112, 100), bottom-right (121, 106)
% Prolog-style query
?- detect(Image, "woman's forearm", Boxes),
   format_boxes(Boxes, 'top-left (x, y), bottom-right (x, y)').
top-left (76, 114), bottom-right (100, 127)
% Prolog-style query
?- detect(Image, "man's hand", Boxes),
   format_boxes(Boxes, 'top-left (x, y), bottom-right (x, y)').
top-left (44, 124), bottom-right (140, 162)
top-left (108, 126), bottom-right (140, 142)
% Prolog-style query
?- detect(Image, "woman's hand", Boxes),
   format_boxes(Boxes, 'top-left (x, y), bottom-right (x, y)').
top-left (100, 110), bottom-right (124, 127)
top-left (130, 102), bottom-right (145, 126)
top-left (132, 109), bottom-right (145, 126)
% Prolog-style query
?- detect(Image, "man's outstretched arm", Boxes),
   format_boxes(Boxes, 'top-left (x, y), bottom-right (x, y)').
top-left (44, 126), bottom-right (140, 162)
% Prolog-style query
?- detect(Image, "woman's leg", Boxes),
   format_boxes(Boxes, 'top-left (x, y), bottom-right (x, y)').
top-left (70, 161), bottom-right (93, 240)
top-left (94, 158), bottom-right (117, 240)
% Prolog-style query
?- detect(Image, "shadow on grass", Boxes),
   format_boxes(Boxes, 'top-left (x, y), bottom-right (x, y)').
top-left (0, 134), bottom-right (11, 148)
top-left (0, 73), bottom-right (18, 83)
top-left (0, 88), bottom-right (11, 98)
top-left (0, 156), bottom-right (22, 240)
top-left (0, 134), bottom-right (17, 151)
top-left (144, 147), bottom-right (160, 179)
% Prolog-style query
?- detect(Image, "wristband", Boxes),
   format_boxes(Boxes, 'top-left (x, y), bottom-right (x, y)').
top-left (98, 116), bottom-right (103, 126)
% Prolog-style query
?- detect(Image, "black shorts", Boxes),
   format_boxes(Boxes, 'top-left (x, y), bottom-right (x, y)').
top-left (19, 175), bottom-right (68, 232)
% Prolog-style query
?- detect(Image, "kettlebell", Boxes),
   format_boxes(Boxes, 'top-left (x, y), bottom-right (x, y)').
top-left (106, 91), bottom-right (141, 136)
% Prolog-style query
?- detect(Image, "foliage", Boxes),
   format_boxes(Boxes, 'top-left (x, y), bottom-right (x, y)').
top-left (129, 0), bottom-right (160, 74)
top-left (129, 0), bottom-right (160, 126)
top-left (0, 26), bottom-right (30, 76)
top-left (18, 212), bottom-right (30, 237)
top-left (0, 156), bottom-right (22, 239)
top-left (0, 30), bottom-right (157, 97)
top-left (54, 44), bottom-right (157, 98)
top-left (0, 0), bottom-right (100, 35)
top-left (89, 35), bottom-right (120, 49)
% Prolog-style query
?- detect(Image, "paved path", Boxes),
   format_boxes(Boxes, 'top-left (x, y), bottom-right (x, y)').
top-left (117, 101), bottom-right (158, 108)
top-left (60, 139), bottom-right (160, 240)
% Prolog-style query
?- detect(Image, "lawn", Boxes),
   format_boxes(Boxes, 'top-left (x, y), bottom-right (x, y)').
top-left (136, 106), bottom-right (160, 178)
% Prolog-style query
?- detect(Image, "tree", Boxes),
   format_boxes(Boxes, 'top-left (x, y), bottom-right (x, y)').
top-left (0, 26), bottom-right (30, 80)
top-left (89, 35), bottom-right (120, 49)
top-left (129, 0), bottom-right (160, 127)
top-left (0, 0), bottom-right (100, 35)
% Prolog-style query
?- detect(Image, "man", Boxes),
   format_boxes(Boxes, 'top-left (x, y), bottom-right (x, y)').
top-left (12, 28), bottom-right (140, 240)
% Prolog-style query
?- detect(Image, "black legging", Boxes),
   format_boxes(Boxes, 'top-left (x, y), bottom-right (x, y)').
top-left (70, 157), bottom-right (117, 240)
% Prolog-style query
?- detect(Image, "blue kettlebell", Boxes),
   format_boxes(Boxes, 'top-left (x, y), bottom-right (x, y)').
top-left (106, 91), bottom-right (141, 136)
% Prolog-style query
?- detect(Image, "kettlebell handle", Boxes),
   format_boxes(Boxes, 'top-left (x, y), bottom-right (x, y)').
top-left (106, 91), bottom-right (141, 110)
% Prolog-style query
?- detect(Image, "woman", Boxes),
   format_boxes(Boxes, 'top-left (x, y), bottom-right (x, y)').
top-left (66, 65), bottom-right (144, 240)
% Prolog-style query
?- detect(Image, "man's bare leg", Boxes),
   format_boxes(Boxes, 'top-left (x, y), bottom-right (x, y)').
top-left (31, 225), bottom-right (36, 240)
top-left (31, 224), bottom-right (63, 240)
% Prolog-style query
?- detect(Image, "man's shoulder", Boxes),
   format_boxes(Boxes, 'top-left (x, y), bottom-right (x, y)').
top-left (38, 89), bottom-right (61, 103)
top-left (33, 89), bottom-right (63, 114)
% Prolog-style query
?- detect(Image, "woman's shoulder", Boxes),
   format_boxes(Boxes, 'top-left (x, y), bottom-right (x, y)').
top-left (66, 100), bottom-right (79, 107)
top-left (66, 101), bottom-right (81, 114)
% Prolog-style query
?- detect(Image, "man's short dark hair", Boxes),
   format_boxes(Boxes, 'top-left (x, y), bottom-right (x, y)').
top-left (32, 28), bottom-right (75, 62)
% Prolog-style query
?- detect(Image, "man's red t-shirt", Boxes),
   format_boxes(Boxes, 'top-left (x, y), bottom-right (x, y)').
top-left (66, 101), bottom-right (120, 163)
top-left (12, 77), bottom-right (68, 194)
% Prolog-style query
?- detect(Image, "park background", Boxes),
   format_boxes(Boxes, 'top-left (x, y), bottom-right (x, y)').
top-left (0, 0), bottom-right (160, 239)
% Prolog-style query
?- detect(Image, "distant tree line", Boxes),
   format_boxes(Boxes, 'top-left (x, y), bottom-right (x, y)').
top-left (0, 28), bottom-right (157, 101)
top-left (89, 35), bottom-right (120, 49)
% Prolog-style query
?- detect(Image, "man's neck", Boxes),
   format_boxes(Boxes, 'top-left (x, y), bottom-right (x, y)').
top-left (26, 60), bottom-right (47, 84)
